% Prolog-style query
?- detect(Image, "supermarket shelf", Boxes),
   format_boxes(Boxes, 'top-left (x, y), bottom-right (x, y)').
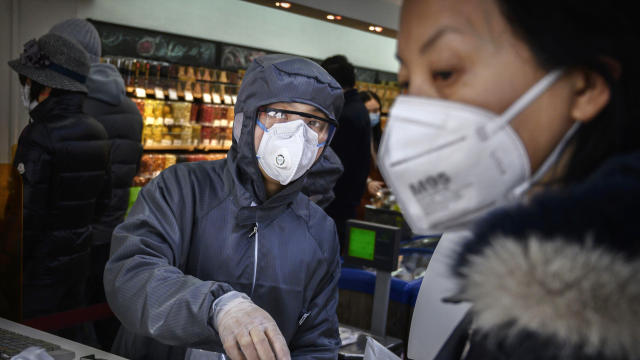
top-left (144, 145), bottom-right (196, 151)
top-left (143, 145), bottom-right (231, 151)
top-left (198, 145), bottom-right (231, 151)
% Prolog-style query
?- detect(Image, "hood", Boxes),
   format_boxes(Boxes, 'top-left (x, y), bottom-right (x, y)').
top-left (86, 63), bottom-right (125, 106)
top-left (228, 54), bottom-right (344, 205)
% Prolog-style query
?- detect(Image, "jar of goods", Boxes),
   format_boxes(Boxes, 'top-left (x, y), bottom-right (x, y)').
top-left (164, 154), bottom-right (177, 168)
top-left (191, 123), bottom-right (202, 146)
top-left (200, 124), bottom-right (214, 146)
top-left (152, 118), bottom-right (165, 145)
top-left (181, 122), bottom-right (192, 145)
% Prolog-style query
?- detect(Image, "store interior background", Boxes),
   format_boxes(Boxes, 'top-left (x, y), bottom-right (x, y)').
top-left (0, 0), bottom-right (401, 166)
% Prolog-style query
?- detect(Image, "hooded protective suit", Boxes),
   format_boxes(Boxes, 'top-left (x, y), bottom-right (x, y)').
top-left (104, 54), bottom-right (345, 359)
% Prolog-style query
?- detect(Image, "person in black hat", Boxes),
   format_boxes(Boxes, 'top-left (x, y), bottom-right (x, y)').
top-left (8, 32), bottom-right (110, 323)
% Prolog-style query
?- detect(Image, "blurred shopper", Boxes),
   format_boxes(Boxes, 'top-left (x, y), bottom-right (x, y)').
top-left (104, 55), bottom-right (344, 360)
top-left (8, 33), bottom-right (110, 322)
top-left (321, 55), bottom-right (371, 250)
top-left (50, 18), bottom-right (143, 350)
top-left (385, 0), bottom-right (640, 358)
top-left (359, 90), bottom-right (385, 196)
top-left (302, 147), bottom-right (344, 209)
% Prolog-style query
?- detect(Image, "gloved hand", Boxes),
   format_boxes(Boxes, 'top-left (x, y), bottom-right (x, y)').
top-left (212, 292), bottom-right (291, 360)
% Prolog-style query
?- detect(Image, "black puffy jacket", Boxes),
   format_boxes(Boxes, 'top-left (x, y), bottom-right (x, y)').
top-left (14, 93), bottom-right (110, 285)
top-left (83, 63), bottom-right (143, 244)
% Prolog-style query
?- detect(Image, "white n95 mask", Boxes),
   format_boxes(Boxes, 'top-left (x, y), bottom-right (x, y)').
top-left (378, 70), bottom-right (580, 235)
top-left (256, 119), bottom-right (320, 185)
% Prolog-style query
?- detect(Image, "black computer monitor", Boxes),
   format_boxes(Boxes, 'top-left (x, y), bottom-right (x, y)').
top-left (363, 207), bottom-right (413, 241)
top-left (344, 220), bottom-right (401, 272)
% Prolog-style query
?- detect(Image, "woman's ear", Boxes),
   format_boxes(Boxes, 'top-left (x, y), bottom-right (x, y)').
top-left (569, 67), bottom-right (612, 123)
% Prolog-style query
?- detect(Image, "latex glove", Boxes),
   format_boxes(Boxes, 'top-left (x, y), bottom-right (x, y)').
top-left (213, 292), bottom-right (291, 360)
top-left (11, 347), bottom-right (54, 360)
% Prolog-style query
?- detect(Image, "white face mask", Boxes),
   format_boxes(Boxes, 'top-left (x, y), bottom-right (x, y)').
top-left (378, 70), bottom-right (580, 235)
top-left (20, 84), bottom-right (38, 113)
top-left (256, 119), bottom-right (320, 185)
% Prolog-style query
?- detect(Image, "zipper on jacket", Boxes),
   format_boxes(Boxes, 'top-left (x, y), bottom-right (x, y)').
top-left (250, 223), bottom-right (258, 297)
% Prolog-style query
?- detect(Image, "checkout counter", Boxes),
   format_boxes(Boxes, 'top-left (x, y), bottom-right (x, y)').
top-left (337, 207), bottom-right (440, 359)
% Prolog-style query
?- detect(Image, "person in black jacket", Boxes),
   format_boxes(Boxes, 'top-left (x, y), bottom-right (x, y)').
top-left (50, 18), bottom-right (144, 349)
top-left (8, 33), bottom-right (110, 322)
top-left (321, 55), bottom-right (371, 251)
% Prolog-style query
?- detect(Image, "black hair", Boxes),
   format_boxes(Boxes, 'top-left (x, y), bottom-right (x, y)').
top-left (19, 74), bottom-right (75, 102)
top-left (321, 55), bottom-right (356, 89)
top-left (359, 90), bottom-right (381, 109)
top-left (496, 1), bottom-right (640, 185)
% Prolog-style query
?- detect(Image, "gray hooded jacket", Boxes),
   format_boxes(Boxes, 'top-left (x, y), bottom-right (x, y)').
top-left (104, 54), bottom-right (345, 359)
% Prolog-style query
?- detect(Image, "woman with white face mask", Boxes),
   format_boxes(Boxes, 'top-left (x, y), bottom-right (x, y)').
top-left (359, 90), bottom-right (386, 196)
top-left (382, 0), bottom-right (640, 359)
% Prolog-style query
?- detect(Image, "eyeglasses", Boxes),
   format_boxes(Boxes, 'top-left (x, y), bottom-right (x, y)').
top-left (257, 107), bottom-right (335, 145)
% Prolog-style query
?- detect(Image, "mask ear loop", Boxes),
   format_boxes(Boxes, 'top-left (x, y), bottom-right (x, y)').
top-left (511, 122), bottom-right (581, 198)
top-left (482, 69), bottom-right (565, 137)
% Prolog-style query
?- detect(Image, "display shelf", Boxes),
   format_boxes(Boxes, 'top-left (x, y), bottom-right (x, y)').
top-left (143, 145), bottom-right (196, 151)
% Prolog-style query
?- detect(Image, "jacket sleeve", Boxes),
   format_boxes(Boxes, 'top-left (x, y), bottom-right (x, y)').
top-left (103, 166), bottom-right (234, 349)
top-left (289, 241), bottom-right (341, 359)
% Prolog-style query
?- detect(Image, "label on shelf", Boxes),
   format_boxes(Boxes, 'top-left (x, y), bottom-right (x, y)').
top-left (145, 117), bottom-right (155, 125)
top-left (223, 95), bottom-right (233, 105)
top-left (202, 93), bottom-right (212, 103)
top-left (169, 88), bottom-right (179, 100)
top-left (212, 93), bottom-right (222, 104)
top-left (229, 120), bottom-right (234, 128)
top-left (232, 95), bottom-right (238, 104)
top-left (145, 139), bottom-right (154, 146)
top-left (135, 88), bottom-right (147, 98)
top-left (161, 139), bottom-right (172, 146)
top-left (154, 117), bottom-right (164, 125)
top-left (213, 120), bottom-right (221, 127)
top-left (164, 118), bottom-right (175, 126)
top-left (154, 87), bottom-right (165, 100)
top-left (224, 140), bottom-right (232, 148)
top-left (173, 139), bottom-right (182, 146)
top-left (184, 90), bottom-right (194, 102)
top-left (202, 139), bottom-right (211, 146)
top-left (220, 119), bottom-right (228, 127)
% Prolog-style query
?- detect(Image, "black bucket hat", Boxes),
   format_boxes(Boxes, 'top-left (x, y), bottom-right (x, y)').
top-left (8, 33), bottom-right (89, 93)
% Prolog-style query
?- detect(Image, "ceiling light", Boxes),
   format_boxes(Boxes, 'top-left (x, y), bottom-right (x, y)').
top-left (279, 2), bottom-right (291, 8)
top-left (335, 15), bottom-right (342, 20)
top-left (374, 26), bottom-right (383, 32)
top-left (326, 14), bottom-right (335, 20)
top-left (369, 26), bottom-right (375, 31)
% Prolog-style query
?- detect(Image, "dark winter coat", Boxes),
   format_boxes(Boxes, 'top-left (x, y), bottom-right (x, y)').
top-left (452, 150), bottom-right (640, 360)
top-left (326, 88), bottom-right (371, 222)
top-left (83, 63), bottom-right (143, 245)
top-left (14, 93), bottom-right (110, 316)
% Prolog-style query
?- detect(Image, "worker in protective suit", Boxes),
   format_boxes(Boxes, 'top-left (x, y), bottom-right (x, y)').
top-left (104, 54), bottom-right (345, 360)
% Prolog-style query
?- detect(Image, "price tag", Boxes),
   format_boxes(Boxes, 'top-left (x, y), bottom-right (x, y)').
top-left (135, 87), bottom-right (147, 98)
top-left (145, 139), bottom-right (154, 146)
top-left (184, 90), bottom-right (194, 102)
top-left (168, 88), bottom-right (179, 100)
top-left (202, 139), bottom-right (211, 146)
top-left (223, 95), bottom-right (233, 105)
top-left (172, 139), bottom-right (182, 146)
top-left (154, 87), bottom-right (165, 100)
top-left (212, 93), bottom-right (222, 104)
top-left (213, 120), bottom-right (221, 128)
top-left (164, 118), bottom-right (174, 126)
top-left (224, 139), bottom-right (232, 148)
top-left (202, 93), bottom-right (212, 103)
top-left (160, 139), bottom-right (172, 146)
top-left (145, 117), bottom-right (155, 125)
top-left (220, 119), bottom-right (228, 127)
top-left (231, 95), bottom-right (238, 104)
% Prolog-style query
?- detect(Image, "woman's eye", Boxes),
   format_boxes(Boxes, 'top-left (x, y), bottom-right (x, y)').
top-left (307, 120), bottom-right (319, 128)
top-left (432, 70), bottom-right (455, 83)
